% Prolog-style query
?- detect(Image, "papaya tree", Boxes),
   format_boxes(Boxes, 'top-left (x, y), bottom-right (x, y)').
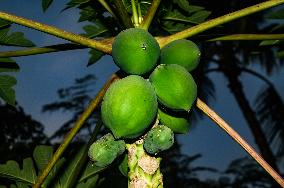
top-left (0, 0), bottom-right (284, 187)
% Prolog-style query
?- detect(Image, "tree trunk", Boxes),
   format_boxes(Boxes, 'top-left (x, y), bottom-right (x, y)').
top-left (219, 58), bottom-right (279, 172)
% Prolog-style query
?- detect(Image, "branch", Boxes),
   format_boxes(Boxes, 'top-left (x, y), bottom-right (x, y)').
top-left (140, 0), bottom-right (162, 30)
top-left (131, 0), bottom-right (139, 27)
top-left (208, 34), bottom-right (284, 41)
top-left (0, 43), bottom-right (86, 57)
top-left (0, 11), bottom-right (112, 54)
top-left (196, 98), bottom-right (284, 187)
top-left (0, 38), bottom-right (114, 58)
top-left (32, 73), bottom-right (119, 188)
top-left (157, 0), bottom-right (284, 47)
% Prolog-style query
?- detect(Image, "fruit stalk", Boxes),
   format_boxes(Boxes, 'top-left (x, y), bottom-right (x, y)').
top-left (127, 140), bottom-right (163, 188)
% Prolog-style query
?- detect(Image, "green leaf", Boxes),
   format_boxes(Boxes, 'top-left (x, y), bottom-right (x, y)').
top-left (78, 6), bottom-right (97, 22)
top-left (87, 50), bottom-right (104, 67)
top-left (0, 28), bottom-right (35, 47)
top-left (0, 58), bottom-right (19, 73)
top-left (259, 40), bottom-right (281, 46)
top-left (0, 158), bottom-right (36, 185)
top-left (174, 0), bottom-right (204, 13)
top-left (76, 174), bottom-right (99, 188)
top-left (0, 19), bottom-right (11, 28)
top-left (0, 75), bottom-right (17, 105)
top-left (42, 0), bottom-right (54, 12)
top-left (276, 50), bottom-right (284, 58)
top-left (187, 10), bottom-right (211, 23)
top-left (82, 24), bottom-right (108, 38)
top-left (78, 162), bottom-right (105, 183)
top-left (33, 145), bottom-right (53, 173)
top-left (162, 9), bottom-right (210, 24)
top-left (265, 7), bottom-right (284, 19)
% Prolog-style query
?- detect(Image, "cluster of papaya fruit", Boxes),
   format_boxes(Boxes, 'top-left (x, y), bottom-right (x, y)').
top-left (88, 28), bottom-right (200, 167)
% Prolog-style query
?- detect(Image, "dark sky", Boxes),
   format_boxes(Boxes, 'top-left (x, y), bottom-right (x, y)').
top-left (1, 0), bottom-right (283, 179)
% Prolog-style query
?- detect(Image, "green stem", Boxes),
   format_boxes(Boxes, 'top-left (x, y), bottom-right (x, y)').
top-left (127, 141), bottom-right (163, 188)
top-left (0, 11), bottom-right (111, 54)
top-left (131, 0), bottom-right (139, 27)
top-left (98, 0), bottom-right (118, 19)
top-left (32, 74), bottom-right (119, 188)
top-left (0, 43), bottom-right (85, 58)
top-left (113, 0), bottom-right (133, 28)
top-left (140, 0), bottom-right (162, 30)
top-left (158, 0), bottom-right (284, 47)
top-left (208, 34), bottom-right (284, 41)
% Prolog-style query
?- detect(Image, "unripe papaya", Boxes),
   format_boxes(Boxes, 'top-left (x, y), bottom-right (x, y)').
top-left (112, 28), bottom-right (160, 75)
top-left (158, 108), bottom-right (190, 134)
top-left (101, 75), bottom-right (158, 139)
top-left (88, 133), bottom-right (126, 167)
top-left (149, 64), bottom-right (197, 111)
top-left (144, 125), bottom-right (174, 154)
top-left (160, 39), bottom-right (201, 72)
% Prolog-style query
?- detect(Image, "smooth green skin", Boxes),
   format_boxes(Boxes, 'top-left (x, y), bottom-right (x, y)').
top-left (160, 39), bottom-right (201, 72)
top-left (101, 75), bottom-right (158, 139)
top-left (158, 108), bottom-right (190, 134)
top-left (112, 28), bottom-right (160, 75)
top-left (149, 64), bottom-right (197, 111)
top-left (144, 125), bottom-right (174, 155)
top-left (88, 134), bottom-right (126, 167)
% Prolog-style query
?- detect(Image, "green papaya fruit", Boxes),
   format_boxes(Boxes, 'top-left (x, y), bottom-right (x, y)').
top-left (149, 64), bottom-right (197, 111)
top-left (88, 133), bottom-right (126, 167)
top-left (160, 39), bottom-right (201, 72)
top-left (101, 75), bottom-right (158, 139)
top-left (158, 108), bottom-right (190, 134)
top-left (112, 28), bottom-right (160, 75)
top-left (144, 125), bottom-right (174, 154)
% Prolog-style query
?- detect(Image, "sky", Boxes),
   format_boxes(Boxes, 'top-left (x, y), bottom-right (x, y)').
top-left (1, 0), bottom-right (283, 179)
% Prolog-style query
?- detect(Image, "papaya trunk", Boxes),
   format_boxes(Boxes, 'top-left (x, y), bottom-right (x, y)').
top-left (126, 140), bottom-right (163, 188)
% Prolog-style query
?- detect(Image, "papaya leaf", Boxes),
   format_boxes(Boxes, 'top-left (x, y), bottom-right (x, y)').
top-left (33, 145), bottom-right (53, 173)
top-left (87, 50), bottom-right (104, 67)
top-left (0, 58), bottom-right (19, 73)
top-left (0, 158), bottom-right (36, 185)
top-left (78, 162), bottom-right (105, 183)
top-left (42, 0), bottom-right (54, 12)
top-left (78, 6), bottom-right (97, 22)
top-left (174, 0), bottom-right (204, 13)
top-left (0, 28), bottom-right (35, 47)
top-left (265, 7), bottom-right (284, 19)
top-left (82, 24), bottom-right (108, 38)
top-left (76, 174), bottom-right (99, 188)
top-left (0, 75), bottom-right (17, 106)
top-left (0, 19), bottom-right (11, 28)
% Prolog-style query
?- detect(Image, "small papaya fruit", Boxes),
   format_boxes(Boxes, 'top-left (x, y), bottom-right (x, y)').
top-left (144, 125), bottom-right (174, 155)
top-left (112, 28), bottom-right (160, 75)
top-left (101, 75), bottom-right (158, 139)
top-left (88, 133), bottom-right (126, 167)
top-left (160, 39), bottom-right (201, 72)
top-left (158, 108), bottom-right (190, 134)
top-left (149, 64), bottom-right (197, 111)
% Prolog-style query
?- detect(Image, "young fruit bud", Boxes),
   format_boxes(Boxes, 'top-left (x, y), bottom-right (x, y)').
top-left (149, 64), bottom-right (197, 111)
top-left (160, 39), bottom-right (201, 72)
top-left (112, 28), bottom-right (160, 75)
top-left (143, 125), bottom-right (174, 155)
top-left (88, 133), bottom-right (126, 167)
top-left (101, 75), bottom-right (158, 139)
top-left (158, 108), bottom-right (190, 134)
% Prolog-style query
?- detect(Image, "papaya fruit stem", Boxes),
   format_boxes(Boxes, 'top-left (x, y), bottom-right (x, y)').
top-left (127, 140), bottom-right (163, 188)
